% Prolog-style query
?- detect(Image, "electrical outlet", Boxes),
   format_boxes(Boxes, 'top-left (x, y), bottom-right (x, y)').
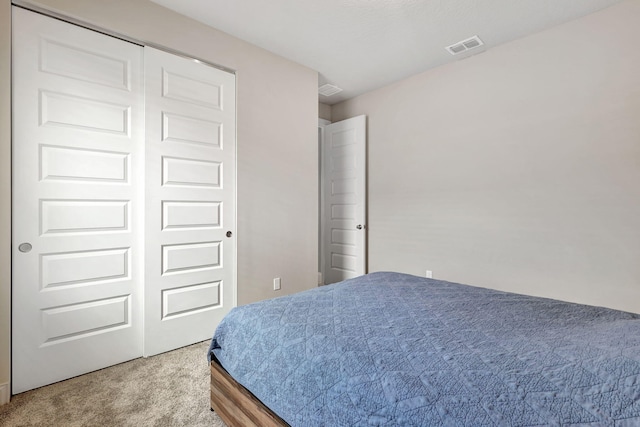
top-left (426, 270), bottom-right (433, 279)
top-left (273, 277), bottom-right (281, 291)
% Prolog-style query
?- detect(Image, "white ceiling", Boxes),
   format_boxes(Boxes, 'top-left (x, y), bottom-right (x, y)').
top-left (150, 0), bottom-right (624, 105)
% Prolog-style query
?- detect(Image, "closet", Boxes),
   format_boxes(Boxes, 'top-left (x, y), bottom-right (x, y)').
top-left (11, 7), bottom-right (236, 393)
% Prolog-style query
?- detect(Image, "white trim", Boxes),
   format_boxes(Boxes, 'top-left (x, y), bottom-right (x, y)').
top-left (317, 119), bottom-right (329, 285)
top-left (0, 382), bottom-right (9, 405)
top-left (233, 74), bottom-right (239, 308)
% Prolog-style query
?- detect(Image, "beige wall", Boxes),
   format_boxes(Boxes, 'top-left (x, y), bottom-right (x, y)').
top-left (1, 0), bottom-right (318, 398)
top-left (333, 0), bottom-right (640, 314)
top-left (319, 102), bottom-right (331, 121)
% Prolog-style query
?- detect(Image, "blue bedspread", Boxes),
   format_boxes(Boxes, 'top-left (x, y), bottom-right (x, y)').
top-left (209, 272), bottom-right (640, 426)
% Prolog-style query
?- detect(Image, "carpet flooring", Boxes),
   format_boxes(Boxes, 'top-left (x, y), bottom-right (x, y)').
top-left (0, 341), bottom-right (226, 426)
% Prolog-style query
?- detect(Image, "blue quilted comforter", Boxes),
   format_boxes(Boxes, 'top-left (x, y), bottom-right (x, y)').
top-left (209, 272), bottom-right (640, 426)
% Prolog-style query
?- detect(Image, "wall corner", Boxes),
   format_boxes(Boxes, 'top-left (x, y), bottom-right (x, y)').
top-left (318, 102), bottom-right (331, 122)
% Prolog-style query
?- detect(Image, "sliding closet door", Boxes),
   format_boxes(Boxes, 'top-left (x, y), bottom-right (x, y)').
top-left (144, 47), bottom-right (236, 356)
top-left (12, 8), bottom-right (144, 393)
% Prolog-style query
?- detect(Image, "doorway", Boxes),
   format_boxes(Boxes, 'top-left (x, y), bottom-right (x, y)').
top-left (318, 115), bottom-right (367, 285)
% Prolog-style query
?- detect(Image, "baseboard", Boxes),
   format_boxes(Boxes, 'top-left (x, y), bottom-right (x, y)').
top-left (0, 382), bottom-right (9, 405)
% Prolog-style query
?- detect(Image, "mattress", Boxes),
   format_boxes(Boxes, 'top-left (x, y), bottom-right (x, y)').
top-left (209, 272), bottom-right (640, 426)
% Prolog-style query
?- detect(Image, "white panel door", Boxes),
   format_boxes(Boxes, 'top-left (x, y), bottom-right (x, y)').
top-left (12, 8), bottom-right (144, 393)
top-left (322, 115), bottom-right (367, 285)
top-left (144, 47), bottom-right (236, 356)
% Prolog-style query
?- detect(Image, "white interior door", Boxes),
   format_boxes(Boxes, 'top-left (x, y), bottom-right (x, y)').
top-left (143, 47), bottom-right (236, 356)
top-left (322, 115), bottom-right (367, 285)
top-left (12, 8), bottom-right (144, 393)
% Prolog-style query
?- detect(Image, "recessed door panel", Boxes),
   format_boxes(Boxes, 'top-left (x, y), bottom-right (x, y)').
top-left (331, 229), bottom-right (357, 247)
top-left (162, 69), bottom-right (223, 109)
top-left (162, 156), bottom-right (221, 188)
top-left (332, 178), bottom-right (357, 196)
top-left (331, 129), bottom-right (356, 148)
top-left (42, 295), bottom-right (130, 343)
top-left (40, 145), bottom-right (129, 183)
top-left (162, 201), bottom-right (221, 230)
top-left (40, 91), bottom-right (129, 135)
top-left (40, 200), bottom-right (129, 234)
top-left (331, 154), bottom-right (356, 172)
top-left (12, 8), bottom-right (144, 394)
top-left (41, 248), bottom-right (130, 290)
top-left (40, 38), bottom-right (130, 90)
top-left (161, 281), bottom-right (221, 319)
top-left (162, 241), bottom-right (221, 274)
top-left (331, 253), bottom-right (356, 272)
top-left (331, 204), bottom-right (356, 220)
top-left (162, 112), bottom-right (222, 148)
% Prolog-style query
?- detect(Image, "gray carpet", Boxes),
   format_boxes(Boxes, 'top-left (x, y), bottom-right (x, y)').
top-left (0, 341), bottom-right (226, 426)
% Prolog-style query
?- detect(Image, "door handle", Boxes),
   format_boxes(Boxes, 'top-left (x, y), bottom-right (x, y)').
top-left (356, 225), bottom-right (365, 230)
top-left (226, 231), bottom-right (233, 238)
top-left (18, 242), bottom-right (32, 253)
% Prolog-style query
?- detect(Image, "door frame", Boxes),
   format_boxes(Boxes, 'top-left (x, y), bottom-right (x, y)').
top-left (317, 118), bottom-right (330, 286)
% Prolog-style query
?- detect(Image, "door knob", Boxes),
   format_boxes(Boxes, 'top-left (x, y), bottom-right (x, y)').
top-left (226, 231), bottom-right (233, 238)
top-left (356, 225), bottom-right (363, 230)
top-left (18, 243), bottom-right (32, 253)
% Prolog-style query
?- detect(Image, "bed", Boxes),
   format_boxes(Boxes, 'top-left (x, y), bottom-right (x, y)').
top-left (209, 272), bottom-right (640, 426)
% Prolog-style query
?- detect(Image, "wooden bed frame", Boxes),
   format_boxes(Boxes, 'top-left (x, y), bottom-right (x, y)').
top-left (210, 355), bottom-right (289, 427)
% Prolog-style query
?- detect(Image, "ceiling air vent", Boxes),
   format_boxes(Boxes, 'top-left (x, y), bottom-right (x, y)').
top-left (318, 84), bottom-right (342, 97)
top-left (445, 35), bottom-right (484, 56)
